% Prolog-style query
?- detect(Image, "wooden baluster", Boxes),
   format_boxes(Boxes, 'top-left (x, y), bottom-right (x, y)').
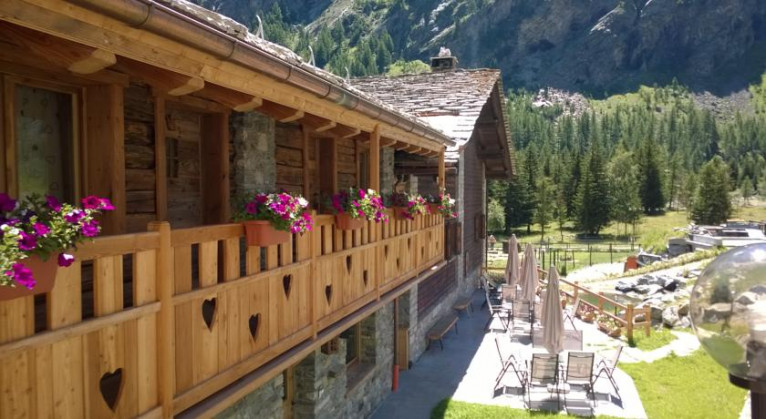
top-left (626, 303), bottom-right (635, 341)
top-left (149, 221), bottom-right (174, 418)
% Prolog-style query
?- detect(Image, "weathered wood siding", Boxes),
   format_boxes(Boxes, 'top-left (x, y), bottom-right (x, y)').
top-left (165, 106), bottom-right (203, 229)
top-left (124, 83), bottom-right (157, 233)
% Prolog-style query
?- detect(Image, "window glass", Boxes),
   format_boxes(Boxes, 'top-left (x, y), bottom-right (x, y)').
top-left (15, 85), bottom-right (75, 201)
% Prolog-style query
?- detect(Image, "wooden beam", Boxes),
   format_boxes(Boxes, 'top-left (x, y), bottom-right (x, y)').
top-left (403, 145), bottom-right (422, 154)
top-left (314, 120), bottom-right (336, 133)
top-left (380, 137), bottom-right (397, 148)
top-left (340, 128), bottom-right (361, 139)
top-left (438, 148), bottom-right (446, 190)
top-left (392, 141), bottom-right (410, 151)
top-left (327, 124), bottom-right (361, 139)
top-left (84, 84), bottom-right (126, 234)
top-left (195, 83), bottom-right (262, 112)
top-left (0, 21), bottom-right (116, 75)
top-left (115, 57), bottom-right (204, 96)
top-left (258, 100), bottom-right (305, 122)
top-left (302, 126), bottom-right (311, 198)
top-left (201, 113), bottom-right (231, 224)
top-left (369, 126), bottom-right (381, 191)
top-left (154, 95), bottom-right (168, 222)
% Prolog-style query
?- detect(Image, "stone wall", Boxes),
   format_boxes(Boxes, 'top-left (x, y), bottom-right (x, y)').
top-left (216, 374), bottom-right (284, 418)
top-left (380, 147), bottom-right (395, 195)
top-left (292, 341), bottom-right (347, 419)
top-left (229, 111), bottom-right (275, 203)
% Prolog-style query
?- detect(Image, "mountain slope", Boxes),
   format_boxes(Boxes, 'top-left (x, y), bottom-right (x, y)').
top-left (191, 0), bottom-right (766, 96)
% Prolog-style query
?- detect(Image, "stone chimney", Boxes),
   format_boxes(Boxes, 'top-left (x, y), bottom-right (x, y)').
top-left (430, 47), bottom-right (458, 72)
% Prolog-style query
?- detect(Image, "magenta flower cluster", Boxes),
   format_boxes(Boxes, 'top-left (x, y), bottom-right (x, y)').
top-left (238, 192), bottom-right (313, 234)
top-left (389, 192), bottom-right (427, 220)
top-left (331, 188), bottom-right (388, 223)
top-left (0, 193), bottom-right (114, 290)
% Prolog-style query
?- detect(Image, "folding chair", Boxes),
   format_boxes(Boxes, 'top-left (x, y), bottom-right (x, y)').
top-left (501, 284), bottom-right (518, 303)
top-left (484, 287), bottom-right (510, 332)
top-left (493, 336), bottom-right (527, 394)
top-left (594, 346), bottom-right (622, 397)
top-left (525, 353), bottom-right (560, 410)
top-left (563, 351), bottom-right (595, 410)
top-left (564, 296), bottom-right (580, 330)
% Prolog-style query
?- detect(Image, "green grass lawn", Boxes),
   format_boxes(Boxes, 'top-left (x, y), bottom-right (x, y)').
top-left (498, 206), bottom-right (766, 254)
top-left (430, 351), bottom-right (746, 419)
top-left (619, 350), bottom-right (747, 419)
top-left (430, 398), bottom-right (621, 418)
top-left (627, 327), bottom-right (677, 351)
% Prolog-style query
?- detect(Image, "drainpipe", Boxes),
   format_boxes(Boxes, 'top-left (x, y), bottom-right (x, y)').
top-left (67, 0), bottom-right (454, 148)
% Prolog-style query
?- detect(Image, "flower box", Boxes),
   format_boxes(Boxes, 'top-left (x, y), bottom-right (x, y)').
top-left (608, 327), bottom-right (622, 338)
top-left (0, 255), bottom-right (58, 301)
top-left (427, 203), bottom-right (440, 214)
top-left (335, 213), bottom-right (365, 230)
top-left (582, 312), bottom-right (595, 323)
top-left (392, 206), bottom-right (411, 220)
top-left (597, 322), bottom-right (610, 333)
top-left (243, 220), bottom-right (291, 247)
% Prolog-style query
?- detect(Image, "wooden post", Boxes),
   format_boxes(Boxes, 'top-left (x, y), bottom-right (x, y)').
top-left (644, 306), bottom-right (652, 336)
top-left (154, 95), bottom-right (168, 221)
top-left (309, 210), bottom-right (318, 339)
top-left (626, 303), bottom-right (635, 341)
top-left (84, 84), bottom-right (125, 234)
top-left (302, 126), bottom-right (311, 199)
top-left (597, 291), bottom-right (605, 314)
top-left (573, 281), bottom-right (579, 301)
top-left (370, 126), bottom-right (381, 191)
top-left (148, 221), bottom-right (174, 418)
top-left (438, 147), bottom-right (446, 191)
top-left (201, 112), bottom-right (230, 224)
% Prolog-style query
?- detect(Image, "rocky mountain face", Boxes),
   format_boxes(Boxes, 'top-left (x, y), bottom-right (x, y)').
top-left (192, 0), bottom-right (766, 96)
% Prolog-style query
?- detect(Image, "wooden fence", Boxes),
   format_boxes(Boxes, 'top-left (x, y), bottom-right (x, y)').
top-left (538, 268), bottom-right (651, 341)
top-left (0, 210), bottom-right (444, 418)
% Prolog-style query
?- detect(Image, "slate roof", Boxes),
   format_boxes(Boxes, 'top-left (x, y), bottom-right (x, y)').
top-left (350, 69), bottom-right (512, 165)
top-left (155, 0), bottom-right (452, 145)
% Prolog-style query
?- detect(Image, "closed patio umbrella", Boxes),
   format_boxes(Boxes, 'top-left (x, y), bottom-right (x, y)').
top-left (505, 235), bottom-right (520, 286)
top-left (520, 243), bottom-right (539, 302)
top-left (542, 266), bottom-right (565, 354)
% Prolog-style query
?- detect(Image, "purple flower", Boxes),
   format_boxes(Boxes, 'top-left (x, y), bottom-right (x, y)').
top-left (33, 222), bottom-right (50, 236)
top-left (8, 263), bottom-right (35, 289)
top-left (0, 193), bottom-right (16, 212)
top-left (81, 195), bottom-right (103, 210)
top-left (57, 253), bottom-right (75, 267)
top-left (359, 189), bottom-right (366, 199)
top-left (64, 210), bottom-right (84, 224)
top-left (81, 220), bottom-right (99, 237)
top-left (100, 198), bottom-right (115, 211)
top-left (46, 195), bottom-right (62, 211)
top-left (255, 194), bottom-right (268, 204)
top-left (18, 231), bottom-right (37, 251)
top-left (245, 201), bottom-right (258, 214)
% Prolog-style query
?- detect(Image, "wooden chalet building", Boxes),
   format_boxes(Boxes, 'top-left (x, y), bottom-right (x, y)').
top-left (0, 1), bottom-right (512, 418)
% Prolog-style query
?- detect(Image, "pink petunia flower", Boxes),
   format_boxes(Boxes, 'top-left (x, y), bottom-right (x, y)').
top-left (99, 198), bottom-right (115, 211)
top-left (81, 195), bottom-right (103, 210)
top-left (0, 193), bottom-right (16, 212)
top-left (46, 195), bottom-right (62, 211)
top-left (9, 263), bottom-right (35, 289)
top-left (18, 231), bottom-right (37, 251)
top-left (57, 253), bottom-right (75, 267)
top-left (81, 220), bottom-right (100, 237)
top-left (33, 222), bottom-right (50, 236)
top-left (64, 210), bottom-right (84, 224)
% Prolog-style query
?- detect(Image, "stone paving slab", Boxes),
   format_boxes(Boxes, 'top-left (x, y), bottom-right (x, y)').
top-left (372, 290), bottom-right (648, 419)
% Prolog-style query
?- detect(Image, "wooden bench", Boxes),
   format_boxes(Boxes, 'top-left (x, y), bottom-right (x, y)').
top-left (453, 296), bottom-right (473, 317)
top-left (426, 315), bottom-right (459, 350)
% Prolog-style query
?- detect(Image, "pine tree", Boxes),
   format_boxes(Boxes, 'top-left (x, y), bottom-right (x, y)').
top-left (609, 150), bottom-right (642, 237)
top-left (637, 136), bottom-right (666, 214)
top-left (575, 144), bottom-right (611, 235)
top-left (534, 177), bottom-right (555, 240)
top-left (692, 156), bottom-right (732, 225)
top-left (505, 160), bottom-right (535, 231)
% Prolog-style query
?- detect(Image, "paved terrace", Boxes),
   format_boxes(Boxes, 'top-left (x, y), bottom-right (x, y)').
top-left (373, 289), bottom-right (650, 418)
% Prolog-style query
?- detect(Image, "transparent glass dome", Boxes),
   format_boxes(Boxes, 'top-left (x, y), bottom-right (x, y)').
top-left (690, 243), bottom-right (766, 382)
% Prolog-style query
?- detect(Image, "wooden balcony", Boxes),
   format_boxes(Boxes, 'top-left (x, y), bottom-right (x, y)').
top-left (0, 210), bottom-right (444, 418)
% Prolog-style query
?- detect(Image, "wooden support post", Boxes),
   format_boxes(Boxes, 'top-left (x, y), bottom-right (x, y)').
top-left (302, 126), bottom-right (311, 199)
top-left (84, 84), bottom-right (125, 234)
top-left (573, 281), bottom-right (579, 301)
top-left (154, 95), bottom-right (168, 221)
top-left (309, 210), bottom-right (318, 339)
top-left (149, 221), bottom-right (174, 418)
top-left (370, 126), bottom-right (381, 191)
top-left (597, 291), bottom-right (605, 314)
top-left (644, 306), bottom-right (652, 336)
top-left (201, 112), bottom-right (230, 224)
top-left (438, 148), bottom-right (446, 191)
top-left (626, 303), bottom-right (635, 341)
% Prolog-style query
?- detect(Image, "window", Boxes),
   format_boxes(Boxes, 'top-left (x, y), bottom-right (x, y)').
top-left (340, 324), bottom-right (361, 366)
top-left (12, 82), bottom-right (78, 201)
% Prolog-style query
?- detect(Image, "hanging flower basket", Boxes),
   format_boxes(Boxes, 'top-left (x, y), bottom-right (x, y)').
top-left (243, 220), bottom-right (291, 246)
top-left (0, 193), bottom-right (114, 301)
top-left (330, 188), bottom-right (388, 230)
top-left (236, 192), bottom-right (313, 247)
top-left (335, 213), bottom-right (365, 230)
top-left (0, 255), bottom-right (59, 300)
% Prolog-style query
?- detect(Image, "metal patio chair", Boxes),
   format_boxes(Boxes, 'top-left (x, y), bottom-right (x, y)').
top-left (525, 353), bottom-right (560, 410)
top-left (563, 351), bottom-right (596, 410)
top-left (493, 336), bottom-right (527, 394)
top-left (594, 345), bottom-right (623, 397)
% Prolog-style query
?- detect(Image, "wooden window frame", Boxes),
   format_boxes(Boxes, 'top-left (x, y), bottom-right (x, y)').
top-left (1, 74), bottom-right (83, 199)
top-left (342, 323), bottom-right (362, 368)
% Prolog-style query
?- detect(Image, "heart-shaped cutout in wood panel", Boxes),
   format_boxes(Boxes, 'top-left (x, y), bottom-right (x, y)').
top-left (99, 368), bottom-right (123, 411)
top-left (248, 313), bottom-right (261, 340)
top-left (202, 298), bottom-right (217, 330)
top-left (363, 270), bottom-right (369, 287)
top-left (346, 255), bottom-right (352, 273)
top-left (325, 284), bottom-right (333, 305)
top-left (283, 274), bottom-right (292, 299)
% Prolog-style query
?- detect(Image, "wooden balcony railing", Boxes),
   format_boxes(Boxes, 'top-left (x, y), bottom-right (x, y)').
top-left (0, 210), bottom-right (444, 418)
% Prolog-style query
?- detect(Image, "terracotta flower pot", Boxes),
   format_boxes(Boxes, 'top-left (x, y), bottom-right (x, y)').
top-left (583, 312), bottom-right (595, 323)
top-left (427, 203), bottom-right (440, 214)
top-left (243, 220), bottom-right (290, 247)
top-left (335, 213), bottom-right (365, 230)
top-left (392, 206), bottom-right (411, 220)
top-left (609, 328), bottom-right (622, 338)
top-left (598, 322), bottom-right (610, 333)
top-left (0, 255), bottom-right (59, 301)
